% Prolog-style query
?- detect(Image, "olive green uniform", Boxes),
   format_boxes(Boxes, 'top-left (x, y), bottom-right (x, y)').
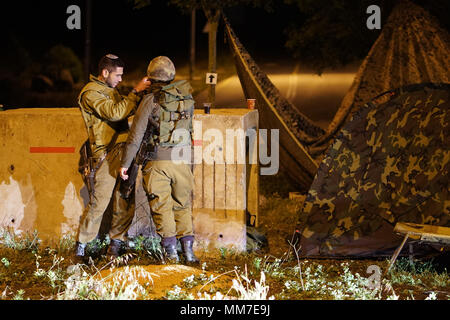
top-left (77, 75), bottom-right (140, 244)
top-left (121, 88), bottom-right (194, 239)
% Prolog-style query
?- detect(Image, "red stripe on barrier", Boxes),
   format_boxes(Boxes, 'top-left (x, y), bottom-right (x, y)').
top-left (30, 147), bottom-right (75, 153)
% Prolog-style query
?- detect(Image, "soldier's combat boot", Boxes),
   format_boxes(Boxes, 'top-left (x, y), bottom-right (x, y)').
top-left (107, 239), bottom-right (125, 257)
top-left (180, 236), bottom-right (200, 264)
top-left (161, 237), bottom-right (179, 263)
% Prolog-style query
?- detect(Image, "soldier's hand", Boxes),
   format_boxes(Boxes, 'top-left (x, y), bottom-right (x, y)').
top-left (133, 77), bottom-right (151, 93)
top-left (120, 167), bottom-right (129, 180)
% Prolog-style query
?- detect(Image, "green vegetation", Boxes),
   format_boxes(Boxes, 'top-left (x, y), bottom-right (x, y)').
top-left (1, 211), bottom-right (448, 300)
top-left (43, 44), bottom-right (84, 83)
top-left (0, 173), bottom-right (447, 300)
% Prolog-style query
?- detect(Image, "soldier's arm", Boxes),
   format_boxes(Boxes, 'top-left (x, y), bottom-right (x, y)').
top-left (83, 90), bottom-right (140, 122)
top-left (120, 94), bottom-right (154, 169)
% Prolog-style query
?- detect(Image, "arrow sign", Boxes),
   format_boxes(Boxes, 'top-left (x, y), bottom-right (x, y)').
top-left (206, 73), bottom-right (217, 85)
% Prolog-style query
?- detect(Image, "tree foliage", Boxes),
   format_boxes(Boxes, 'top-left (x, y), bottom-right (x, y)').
top-left (129, 0), bottom-right (449, 74)
top-left (284, 0), bottom-right (397, 74)
top-left (130, 0), bottom-right (272, 17)
top-left (43, 45), bottom-right (83, 83)
top-left (284, 0), bottom-right (450, 74)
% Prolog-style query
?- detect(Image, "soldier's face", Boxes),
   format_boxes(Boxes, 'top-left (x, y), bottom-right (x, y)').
top-left (103, 67), bottom-right (123, 88)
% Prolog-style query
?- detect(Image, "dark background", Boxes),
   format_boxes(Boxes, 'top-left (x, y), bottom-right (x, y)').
top-left (1, 0), bottom-right (448, 73)
top-left (0, 0), bottom-right (303, 76)
top-left (0, 0), bottom-right (448, 108)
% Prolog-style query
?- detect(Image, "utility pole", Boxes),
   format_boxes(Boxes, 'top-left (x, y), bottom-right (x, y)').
top-left (84, 0), bottom-right (92, 82)
top-left (207, 9), bottom-right (220, 107)
top-left (189, 8), bottom-right (196, 81)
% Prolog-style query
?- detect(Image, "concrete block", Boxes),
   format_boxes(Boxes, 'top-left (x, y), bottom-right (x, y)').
top-left (0, 108), bottom-right (86, 240)
top-left (0, 108), bottom-right (154, 242)
top-left (192, 108), bottom-right (259, 252)
top-left (0, 108), bottom-right (259, 252)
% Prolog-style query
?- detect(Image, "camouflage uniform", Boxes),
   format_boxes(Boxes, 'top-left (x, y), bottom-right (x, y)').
top-left (77, 75), bottom-right (139, 244)
top-left (121, 56), bottom-right (198, 263)
top-left (121, 91), bottom-right (194, 239)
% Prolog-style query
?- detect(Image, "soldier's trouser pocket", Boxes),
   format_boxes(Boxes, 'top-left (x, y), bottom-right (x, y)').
top-left (143, 161), bottom-right (194, 238)
top-left (78, 144), bottom-right (132, 243)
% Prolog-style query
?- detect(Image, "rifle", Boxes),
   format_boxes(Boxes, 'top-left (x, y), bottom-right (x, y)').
top-left (119, 115), bottom-right (158, 199)
top-left (78, 140), bottom-right (95, 202)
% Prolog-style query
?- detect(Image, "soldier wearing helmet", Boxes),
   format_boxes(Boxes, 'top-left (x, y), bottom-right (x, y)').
top-left (146, 56), bottom-right (176, 82)
top-left (120, 56), bottom-right (199, 264)
top-left (75, 54), bottom-right (151, 260)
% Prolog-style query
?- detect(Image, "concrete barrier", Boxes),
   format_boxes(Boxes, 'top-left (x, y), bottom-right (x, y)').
top-left (0, 108), bottom-right (87, 240)
top-left (0, 108), bottom-right (259, 251)
top-left (192, 108), bottom-right (259, 252)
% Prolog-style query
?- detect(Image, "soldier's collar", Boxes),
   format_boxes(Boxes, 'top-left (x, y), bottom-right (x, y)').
top-left (89, 74), bottom-right (109, 87)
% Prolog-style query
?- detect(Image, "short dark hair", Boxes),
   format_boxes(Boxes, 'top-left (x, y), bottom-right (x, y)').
top-left (98, 54), bottom-right (124, 75)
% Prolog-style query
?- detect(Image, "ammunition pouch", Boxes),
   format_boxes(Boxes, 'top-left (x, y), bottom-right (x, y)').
top-left (155, 80), bottom-right (194, 148)
top-left (160, 109), bottom-right (192, 122)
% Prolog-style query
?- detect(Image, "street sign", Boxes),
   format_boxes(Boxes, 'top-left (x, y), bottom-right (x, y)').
top-left (206, 73), bottom-right (217, 85)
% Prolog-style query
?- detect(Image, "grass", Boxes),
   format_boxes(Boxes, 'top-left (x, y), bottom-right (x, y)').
top-left (387, 257), bottom-right (450, 299)
top-left (0, 217), bottom-right (448, 300)
top-left (0, 227), bottom-right (40, 251)
top-left (0, 173), bottom-right (448, 300)
top-left (59, 262), bottom-right (154, 300)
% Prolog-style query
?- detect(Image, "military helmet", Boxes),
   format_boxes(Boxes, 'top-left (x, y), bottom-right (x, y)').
top-left (147, 56), bottom-right (175, 82)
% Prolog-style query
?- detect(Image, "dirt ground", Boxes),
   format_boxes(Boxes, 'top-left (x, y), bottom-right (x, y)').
top-left (1, 170), bottom-right (448, 300)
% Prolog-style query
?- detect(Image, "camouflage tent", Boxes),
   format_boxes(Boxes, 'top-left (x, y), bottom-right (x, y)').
top-left (224, 1), bottom-right (450, 256)
top-left (314, 0), bottom-right (450, 152)
top-left (224, 0), bottom-right (450, 191)
top-left (295, 83), bottom-right (449, 257)
top-left (224, 17), bottom-right (324, 190)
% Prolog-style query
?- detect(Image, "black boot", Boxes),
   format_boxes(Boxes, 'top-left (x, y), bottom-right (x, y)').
top-left (180, 236), bottom-right (200, 264)
top-left (107, 239), bottom-right (125, 257)
top-left (75, 242), bottom-right (86, 257)
top-left (74, 242), bottom-right (87, 263)
top-left (161, 237), bottom-right (179, 263)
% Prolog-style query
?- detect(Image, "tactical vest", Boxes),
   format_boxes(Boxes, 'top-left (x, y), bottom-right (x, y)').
top-left (149, 80), bottom-right (195, 148)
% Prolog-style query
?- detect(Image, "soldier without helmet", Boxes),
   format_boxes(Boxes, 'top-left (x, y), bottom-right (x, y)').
top-left (75, 54), bottom-right (151, 259)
